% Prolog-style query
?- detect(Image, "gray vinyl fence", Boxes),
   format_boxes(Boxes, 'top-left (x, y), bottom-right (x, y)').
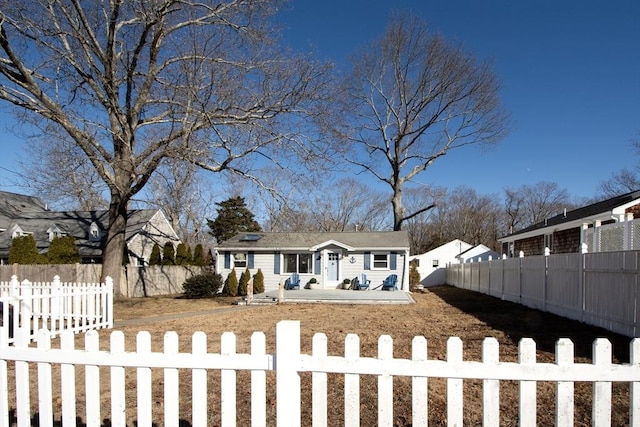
top-left (446, 250), bottom-right (640, 337)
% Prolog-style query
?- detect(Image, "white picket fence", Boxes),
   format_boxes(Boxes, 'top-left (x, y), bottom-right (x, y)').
top-left (0, 275), bottom-right (113, 345)
top-left (1, 320), bottom-right (639, 426)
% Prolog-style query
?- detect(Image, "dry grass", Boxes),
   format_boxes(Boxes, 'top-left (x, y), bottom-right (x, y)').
top-left (6, 285), bottom-right (634, 426)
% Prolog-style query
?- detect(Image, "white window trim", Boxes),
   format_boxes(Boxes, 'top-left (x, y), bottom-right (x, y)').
top-left (371, 252), bottom-right (390, 270)
top-left (233, 252), bottom-right (247, 269)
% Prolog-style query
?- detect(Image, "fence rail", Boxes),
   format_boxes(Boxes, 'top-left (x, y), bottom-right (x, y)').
top-left (447, 250), bottom-right (640, 337)
top-left (0, 321), bottom-right (639, 426)
top-left (0, 275), bottom-right (113, 345)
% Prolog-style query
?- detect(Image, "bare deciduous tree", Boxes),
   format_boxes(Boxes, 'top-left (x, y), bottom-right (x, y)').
top-left (20, 135), bottom-right (108, 210)
top-left (340, 11), bottom-right (508, 231)
top-left (0, 0), bottom-right (332, 291)
top-left (141, 161), bottom-right (218, 247)
top-left (598, 132), bottom-right (640, 198)
top-left (504, 181), bottom-right (572, 231)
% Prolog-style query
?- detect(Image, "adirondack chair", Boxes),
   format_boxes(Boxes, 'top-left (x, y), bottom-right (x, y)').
top-left (355, 273), bottom-right (371, 290)
top-left (285, 272), bottom-right (301, 290)
top-left (381, 274), bottom-right (398, 291)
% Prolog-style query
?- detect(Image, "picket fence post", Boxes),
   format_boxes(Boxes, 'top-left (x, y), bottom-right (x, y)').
top-left (411, 336), bottom-right (428, 427)
top-left (447, 337), bottom-right (463, 426)
top-left (518, 338), bottom-right (537, 426)
top-left (276, 320), bottom-right (301, 427)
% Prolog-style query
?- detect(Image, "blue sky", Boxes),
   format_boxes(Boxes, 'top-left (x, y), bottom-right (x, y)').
top-left (275, 0), bottom-right (640, 199)
top-left (0, 1), bottom-right (638, 201)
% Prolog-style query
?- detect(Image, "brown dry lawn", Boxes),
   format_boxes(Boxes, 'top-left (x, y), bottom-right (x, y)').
top-left (6, 285), bottom-right (635, 426)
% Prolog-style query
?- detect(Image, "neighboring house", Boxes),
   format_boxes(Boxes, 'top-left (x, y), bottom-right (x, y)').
top-left (0, 190), bottom-right (180, 265)
top-left (499, 189), bottom-right (640, 257)
top-left (456, 244), bottom-right (500, 263)
top-left (409, 239), bottom-right (473, 288)
top-left (215, 231), bottom-right (410, 292)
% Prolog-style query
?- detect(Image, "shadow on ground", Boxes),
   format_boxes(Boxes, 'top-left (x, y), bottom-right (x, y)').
top-left (426, 285), bottom-right (632, 363)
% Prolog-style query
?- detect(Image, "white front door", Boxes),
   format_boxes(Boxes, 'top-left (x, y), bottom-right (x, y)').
top-left (327, 252), bottom-right (339, 283)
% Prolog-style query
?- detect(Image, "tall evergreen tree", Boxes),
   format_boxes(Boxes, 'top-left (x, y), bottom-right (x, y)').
top-left (207, 196), bottom-right (261, 244)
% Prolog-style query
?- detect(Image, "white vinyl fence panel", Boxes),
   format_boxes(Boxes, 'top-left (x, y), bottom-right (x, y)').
top-left (0, 321), bottom-right (638, 426)
top-left (446, 250), bottom-right (640, 337)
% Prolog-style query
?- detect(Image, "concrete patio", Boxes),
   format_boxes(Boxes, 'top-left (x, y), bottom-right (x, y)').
top-left (246, 288), bottom-right (415, 305)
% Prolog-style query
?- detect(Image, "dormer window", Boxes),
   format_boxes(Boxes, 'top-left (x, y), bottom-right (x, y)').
top-left (89, 222), bottom-right (101, 241)
top-left (47, 225), bottom-right (66, 242)
top-left (11, 225), bottom-right (26, 239)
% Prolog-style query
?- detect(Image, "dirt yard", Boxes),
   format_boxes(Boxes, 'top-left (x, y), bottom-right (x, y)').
top-left (7, 285), bottom-right (635, 426)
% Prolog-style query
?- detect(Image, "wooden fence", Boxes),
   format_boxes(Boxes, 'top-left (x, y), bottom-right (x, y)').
top-left (0, 264), bottom-right (205, 297)
top-left (0, 321), bottom-right (639, 426)
top-left (0, 275), bottom-right (113, 345)
top-left (446, 250), bottom-right (640, 338)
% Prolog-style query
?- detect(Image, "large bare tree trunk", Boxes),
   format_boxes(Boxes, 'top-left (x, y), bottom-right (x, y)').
top-left (102, 192), bottom-right (129, 297)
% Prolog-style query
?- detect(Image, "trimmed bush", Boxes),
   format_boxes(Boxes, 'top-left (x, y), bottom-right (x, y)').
top-left (409, 260), bottom-right (421, 289)
top-left (176, 243), bottom-right (190, 265)
top-left (238, 267), bottom-right (251, 296)
top-left (182, 272), bottom-right (223, 298)
top-left (162, 242), bottom-right (175, 265)
top-left (8, 235), bottom-right (46, 264)
top-left (47, 236), bottom-right (80, 264)
top-left (149, 244), bottom-right (162, 265)
top-left (192, 244), bottom-right (205, 266)
top-left (253, 269), bottom-right (265, 293)
top-left (224, 268), bottom-right (238, 296)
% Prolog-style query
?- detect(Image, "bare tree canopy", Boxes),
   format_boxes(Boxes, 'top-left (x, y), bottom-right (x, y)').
top-left (503, 181), bottom-right (572, 232)
top-left (598, 132), bottom-right (640, 198)
top-left (0, 0), bottom-right (332, 290)
top-left (340, 11), bottom-right (509, 230)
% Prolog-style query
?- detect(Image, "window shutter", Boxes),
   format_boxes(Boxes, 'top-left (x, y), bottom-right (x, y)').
top-left (364, 252), bottom-right (371, 270)
top-left (248, 252), bottom-right (255, 269)
top-left (224, 252), bottom-right (231, 269)
top-left (390, 252), bottom-right (397, 270)
top-left (274, 252), bottom-right (280, 274)
top-left (314, 252), bottom-right (321, 275)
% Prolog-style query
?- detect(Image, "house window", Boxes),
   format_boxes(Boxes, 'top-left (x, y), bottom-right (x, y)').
top-left (284, 253), bottom-right (312, 274)
top-left (233, 253), bottom-right (247, 268)
top-left (432, 259), bottom-right (439, 268)
top-left (372, 253), bottom-right (389, 270)
top-left (47, 226), bottom-right (66, 242)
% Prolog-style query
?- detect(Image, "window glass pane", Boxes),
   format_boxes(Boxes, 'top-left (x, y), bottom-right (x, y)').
top-left (234, 253), bottom-right (247, 268)
top-left (284, 253), bottom-right (297, 273)
top-left (299, 253), bottom-right (312, 274)
top-left (373, 254), bottom-right (388, 269)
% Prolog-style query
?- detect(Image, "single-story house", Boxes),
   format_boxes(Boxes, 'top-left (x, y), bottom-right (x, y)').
top-left (499, 189), bottom-right (640, 256)
top-left (409, 239), bottom-right (473, 287)
top-left (0, 190), bottom-right (180, 265)
top-left (456, 244), bottom-right (500, 263)
top-left (215, 231), bottom-right (410, 292)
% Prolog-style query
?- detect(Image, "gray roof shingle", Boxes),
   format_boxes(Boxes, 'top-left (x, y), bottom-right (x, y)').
top-left (216, 231), bottom-right (410, 251)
